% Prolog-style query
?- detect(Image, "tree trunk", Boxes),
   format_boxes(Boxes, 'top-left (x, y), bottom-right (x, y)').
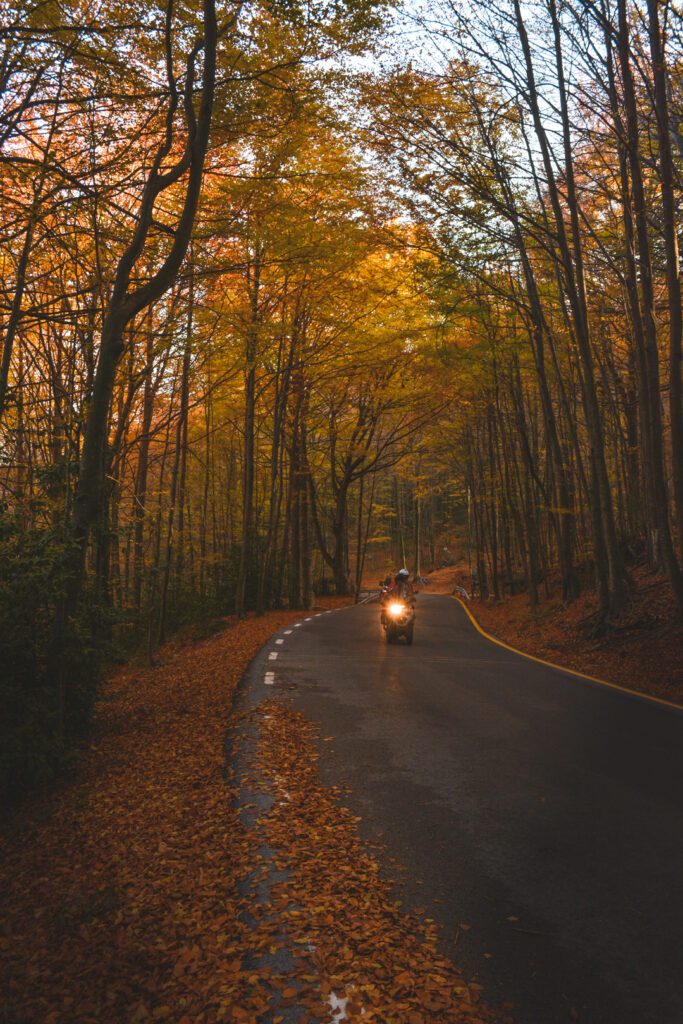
top-left (616, 0), bottom-right (683, 613)
top-left (236, 252), bottom-right (261, 618)
top-left (516, 0), bottom-right (627, 618)
top-left (413, 494), bottom-right (422, 581)
top-left (158, 307), bottom-right (191, 644)
top-left (647, 0), bottom-right (683, 565)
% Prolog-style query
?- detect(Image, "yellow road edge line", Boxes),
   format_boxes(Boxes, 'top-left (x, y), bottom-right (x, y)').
top-left (454, 597), bottom-right (683, 713)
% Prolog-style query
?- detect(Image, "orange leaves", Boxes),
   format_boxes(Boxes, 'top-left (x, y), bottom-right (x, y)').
top-left (227, 1005), bottom-right (259, 1022)
top-left (407, 1013), bottom-right (426, 1024)
top-left (237, 698), bottom-right (499, 1024)
top-left (469, 561), bottom-right (683, 703)
top-left (0, 609), bottom-right (303, 1024)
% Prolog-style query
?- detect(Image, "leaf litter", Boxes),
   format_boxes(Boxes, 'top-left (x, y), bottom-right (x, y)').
top-left (237, 696), bottom-right (505, 1024)
top-left (425, 564), bottom-right (683, 704)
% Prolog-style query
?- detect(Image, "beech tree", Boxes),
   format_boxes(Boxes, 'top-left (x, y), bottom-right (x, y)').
top-left (366, 0), bottom-right (683, 622)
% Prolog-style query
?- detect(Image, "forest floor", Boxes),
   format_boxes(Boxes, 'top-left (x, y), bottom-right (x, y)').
top-left (2, 570), bottom-right (680, 1024)
top-left (422, 563), bottom-right (683, 706)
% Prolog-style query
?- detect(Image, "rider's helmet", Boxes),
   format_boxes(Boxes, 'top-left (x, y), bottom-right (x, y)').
top-left (395, 568), bottom-right (410, 582)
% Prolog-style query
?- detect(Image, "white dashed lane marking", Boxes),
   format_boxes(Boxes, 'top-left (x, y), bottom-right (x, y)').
top-left (261, 609), bottom-right (343, 686)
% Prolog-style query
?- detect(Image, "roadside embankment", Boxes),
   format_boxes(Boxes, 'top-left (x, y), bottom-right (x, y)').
top-left (424, 565), bottom-right (683, 707)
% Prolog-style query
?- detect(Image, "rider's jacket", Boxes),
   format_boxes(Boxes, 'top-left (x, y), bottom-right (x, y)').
top-left (383, 579), bottom-right (415, 603)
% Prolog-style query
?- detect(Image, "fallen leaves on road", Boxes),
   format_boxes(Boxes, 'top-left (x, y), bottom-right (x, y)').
top-left (236, 697), bottom-right (503, 1024)
top-left (1, 599), bottom-right (506, 1023)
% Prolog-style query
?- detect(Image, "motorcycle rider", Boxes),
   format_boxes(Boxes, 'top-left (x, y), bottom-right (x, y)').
top-left (380, 568), bottom-right (415, 625)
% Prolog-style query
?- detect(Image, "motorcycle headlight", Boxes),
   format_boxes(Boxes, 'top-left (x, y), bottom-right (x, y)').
top-left (388, 602), bottom-right (405, 616)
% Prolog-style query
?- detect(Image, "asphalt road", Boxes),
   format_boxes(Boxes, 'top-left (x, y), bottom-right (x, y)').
top-left (243, 594), bottom-right (683, 1024)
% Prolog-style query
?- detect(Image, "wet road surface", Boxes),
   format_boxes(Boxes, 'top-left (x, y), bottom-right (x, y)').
top-left (243, 594), bottom-right (683, 1024)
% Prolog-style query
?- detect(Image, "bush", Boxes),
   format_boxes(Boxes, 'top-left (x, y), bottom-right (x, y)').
top-left (0, 511), bottom-right (103, 803)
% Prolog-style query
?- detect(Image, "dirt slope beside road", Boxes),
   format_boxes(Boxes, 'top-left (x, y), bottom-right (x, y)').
top-left (421, 565), bottom-right (683, 706)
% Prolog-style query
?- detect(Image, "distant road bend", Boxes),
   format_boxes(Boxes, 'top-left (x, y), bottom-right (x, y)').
top-left (243, 593), bottom-right (683, 1024)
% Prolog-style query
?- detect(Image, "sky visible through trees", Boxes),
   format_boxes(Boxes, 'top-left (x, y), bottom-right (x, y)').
top-left (1, 0), bottom-right (682, 794)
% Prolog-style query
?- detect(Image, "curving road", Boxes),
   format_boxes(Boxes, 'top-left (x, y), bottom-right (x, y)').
top-left (242, 594), bottom-right (683, 1024)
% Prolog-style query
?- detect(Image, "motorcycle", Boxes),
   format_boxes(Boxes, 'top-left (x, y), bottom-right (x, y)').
top-left (380, 586), bottom-right (416, 645)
